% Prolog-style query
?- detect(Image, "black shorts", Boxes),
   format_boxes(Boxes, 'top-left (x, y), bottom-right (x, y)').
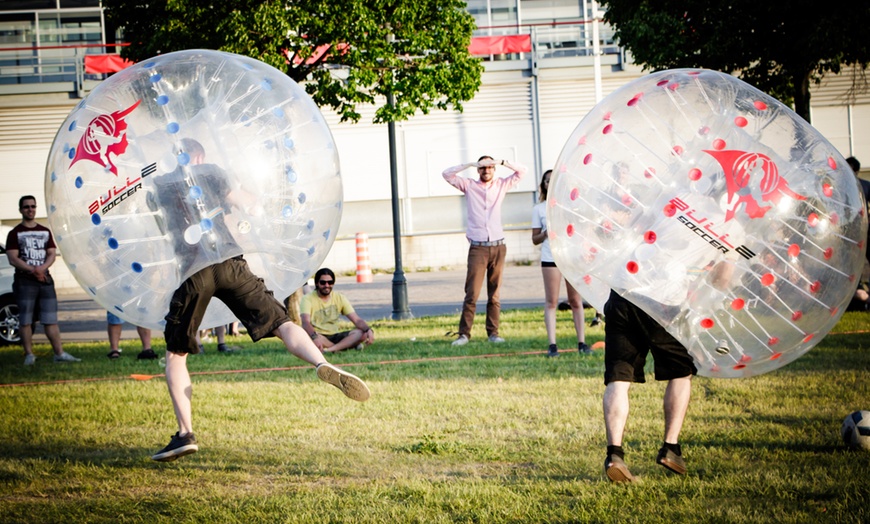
top-left (541, 261), bottom-right (557, 268)
top-left (164, 257), bottom-right (290, 354)
top-left (319, 331), bottom-right (352, 344)
top-left (603, 291), bottom-right (696, 384)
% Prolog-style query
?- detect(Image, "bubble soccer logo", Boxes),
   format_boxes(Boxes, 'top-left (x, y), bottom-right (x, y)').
top-left (70, 100), bottom-right (141, 176)
top-left (704, 149), bottom-right (806, 221)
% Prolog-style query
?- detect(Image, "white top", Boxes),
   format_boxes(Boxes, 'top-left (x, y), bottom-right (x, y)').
top-left (531, 202), bottom-right (553, 263)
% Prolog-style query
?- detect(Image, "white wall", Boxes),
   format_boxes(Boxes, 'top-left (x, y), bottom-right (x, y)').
top-left (4, 65), bottom-right (870, 294)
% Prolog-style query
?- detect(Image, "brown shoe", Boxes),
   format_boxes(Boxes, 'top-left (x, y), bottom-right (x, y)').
top-left (316, 362), bottom-right (371, 402)
top-left (605, 454), bottom-right (635, 483)
top-left (656, 446), bottom-right (687, 475)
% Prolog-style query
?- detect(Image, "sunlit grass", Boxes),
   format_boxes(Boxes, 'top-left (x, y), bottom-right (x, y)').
top-left (0, 308), bottom-right (868, 523)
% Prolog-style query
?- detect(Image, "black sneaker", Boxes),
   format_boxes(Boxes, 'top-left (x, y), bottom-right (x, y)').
top-left (151, 432), bottom-right (198, 462)
top-left (578, 342), bottom-right (594, 355)
top-left (547, 344), bottom-right (559, 358)
top-left (605, 454), bottom-right (635, 483)
top-left (656, 446), bottom-right (687, 475)
top-left (217, 343), bottom-right (235, 353)
top-left (137, 348), bottom-right (159, 360)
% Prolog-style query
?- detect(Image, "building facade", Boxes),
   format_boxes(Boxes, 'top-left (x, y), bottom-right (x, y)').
top-left (0, 1), bottom-right (867, 293)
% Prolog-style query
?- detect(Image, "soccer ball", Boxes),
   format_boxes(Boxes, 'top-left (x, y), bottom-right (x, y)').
top-left (841, 410), bottom-right (870, 450)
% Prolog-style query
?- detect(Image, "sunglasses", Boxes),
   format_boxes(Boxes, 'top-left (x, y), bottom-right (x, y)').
top-left (318, 279), bottom-right (334, 285)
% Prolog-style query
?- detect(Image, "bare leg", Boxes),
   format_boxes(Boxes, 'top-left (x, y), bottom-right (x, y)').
top-left (322, 329), bottom-right (364, 352)
top-left (273, 321), bottom-right (327, 366)
top-left (21, 324), bottom-right (33, 356)
top-left (215, 325), bottom-right (226, 345)
top-left (565, 279), bottom-right (586, 344)
top-left (108, 323), bottom-right (122, 354)
top-left (43, 324), bottom-right (64, 356)
top-left (275, 321), bottom-right (370, 402)
top-left (285, 289), bottom-right (303, 324)
top-left (542, 266), bottom-right (561, 345)
top-left (603, 380), bottom-right (635, 482)
top-left (603, 381), bottom-right (631, 446)
top-left (137, 326), bottom-right (152, 350)
top-left (165, 351), bottom-right (194, 436)
top-left (663, 376), bottom-right (692, 443)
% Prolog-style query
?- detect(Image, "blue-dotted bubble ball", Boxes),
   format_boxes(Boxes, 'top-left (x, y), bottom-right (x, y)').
top-left (45, 49), bottom-right (342, 331)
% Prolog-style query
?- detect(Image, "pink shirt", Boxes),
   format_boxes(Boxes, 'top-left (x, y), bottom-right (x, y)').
top-left (442, 162), bottom-right (526, 242)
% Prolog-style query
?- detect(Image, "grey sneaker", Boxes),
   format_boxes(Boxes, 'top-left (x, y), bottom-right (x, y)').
top-left (578, 342), bottom-right (593, 355)
top-left (656, 446), bottom-right (687, 475)
top-left (488, 335), bottom-right (505, 343)
top-left (24, 353), bottom-right (36, 366)
top-left (151, 432), bottom-right (199, 462)
top-left (316, 362), bottom-right (370, 402)
top-left (547, 344), bottom-right (559, 358)
top-left (605, 454), bottom-right (635, 483)
top-left (451, 334), bottom-right (469, 346)
top-left (54, 352), bottom-right (81, 363)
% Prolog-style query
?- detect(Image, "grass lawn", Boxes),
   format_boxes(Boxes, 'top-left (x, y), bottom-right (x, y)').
top-left (0, 308), bottom-right (868, 523)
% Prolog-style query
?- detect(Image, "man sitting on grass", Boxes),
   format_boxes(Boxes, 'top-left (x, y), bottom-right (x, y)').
top-left (300, 268), bottom-right (375, 353)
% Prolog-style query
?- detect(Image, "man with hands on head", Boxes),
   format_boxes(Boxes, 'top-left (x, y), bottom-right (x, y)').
top-left (442, 155), bottom-right (526, 346)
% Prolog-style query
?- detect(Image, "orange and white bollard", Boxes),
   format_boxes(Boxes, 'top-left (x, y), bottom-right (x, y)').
top-left (355, 232), bottom-right (373, 283)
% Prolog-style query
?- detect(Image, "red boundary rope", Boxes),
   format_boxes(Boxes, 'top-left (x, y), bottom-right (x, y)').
top-left (1, 330), bottom-right (867, 388)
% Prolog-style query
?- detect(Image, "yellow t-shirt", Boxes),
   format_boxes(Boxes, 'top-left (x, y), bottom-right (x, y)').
top-left (299, 290), bottom-right (355, 335)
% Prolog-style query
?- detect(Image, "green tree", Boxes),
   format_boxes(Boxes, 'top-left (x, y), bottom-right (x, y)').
top-left (104, 0), bottom-right (482, 123)
top-left (599, 0), bottom-right (870, 122)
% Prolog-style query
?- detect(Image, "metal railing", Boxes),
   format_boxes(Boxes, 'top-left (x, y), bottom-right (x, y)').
top-left (0, 19), bottom-right (621, 96)
top-left (475, 19), bottom-right (621, 61)
top-left (0, 43), bottom-right (124, 96)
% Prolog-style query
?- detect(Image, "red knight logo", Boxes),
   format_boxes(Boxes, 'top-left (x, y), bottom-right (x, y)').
top-left (704, 149), bottom-right (806, 221)
top-left (70, 100), bottom-right (141, 175)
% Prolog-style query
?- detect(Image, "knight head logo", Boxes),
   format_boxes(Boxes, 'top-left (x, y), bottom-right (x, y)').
top-left (704, 149), bottom-right (806, 221)
top-left (70, 100), bottom-right (141, 176)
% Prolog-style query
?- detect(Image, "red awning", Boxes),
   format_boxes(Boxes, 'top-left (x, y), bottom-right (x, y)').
top-left (84, 54), bottom-right (133, 74)
top-left (468, 35), bottom-right (532, 56)
top-left (285, 43), bottom-right (350, 65)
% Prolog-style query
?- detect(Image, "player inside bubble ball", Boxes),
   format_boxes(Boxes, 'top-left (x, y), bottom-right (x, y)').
top-left (149, 138), bottom-right (370, 463)
top-left (602, 184), bottom-right (742, 483)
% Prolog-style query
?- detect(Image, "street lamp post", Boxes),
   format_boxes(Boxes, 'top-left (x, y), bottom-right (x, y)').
top-left (387, 90), bottom-right (412, 320)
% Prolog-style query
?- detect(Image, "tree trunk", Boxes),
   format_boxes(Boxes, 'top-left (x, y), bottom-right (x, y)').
top-left (793, 71), bottom-right (812, 124)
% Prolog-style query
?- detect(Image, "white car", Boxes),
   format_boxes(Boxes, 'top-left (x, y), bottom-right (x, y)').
top-left (0, 243), bottom-right (20, 344)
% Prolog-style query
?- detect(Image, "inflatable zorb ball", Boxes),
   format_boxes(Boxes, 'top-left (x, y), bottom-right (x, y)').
top-left (549, 69), bottom-right (867, 378)
top-left (45, 49), bottom-right (342, 331)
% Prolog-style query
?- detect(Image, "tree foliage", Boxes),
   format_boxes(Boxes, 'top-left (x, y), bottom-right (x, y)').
top-left (599, 0), bottom-right (870, 122)
top-left (104, 0), bottom-right (483, 123)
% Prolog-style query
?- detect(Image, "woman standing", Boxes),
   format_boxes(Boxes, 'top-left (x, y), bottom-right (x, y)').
top-left (531, 170), bottom-right (593, 357)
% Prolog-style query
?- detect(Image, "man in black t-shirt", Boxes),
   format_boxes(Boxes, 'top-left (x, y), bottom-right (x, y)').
top-left (6, 195), bottom-right (80, 365)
